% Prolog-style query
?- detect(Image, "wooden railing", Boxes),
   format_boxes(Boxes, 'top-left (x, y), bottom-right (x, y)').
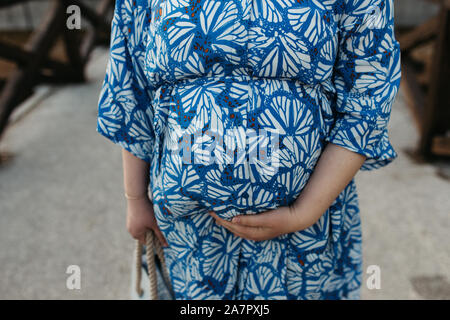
top-left (399, 0), bottom-right (450, 158)
top-left (0, 0), bottom-right (114, 139)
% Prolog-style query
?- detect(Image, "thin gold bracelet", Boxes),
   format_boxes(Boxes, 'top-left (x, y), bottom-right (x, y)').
top-left (124, 192), bottom-right (147, 200)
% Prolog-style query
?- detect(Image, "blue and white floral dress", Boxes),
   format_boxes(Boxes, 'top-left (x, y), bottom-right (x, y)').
top-left (97, 0), bottom-right (401, 299)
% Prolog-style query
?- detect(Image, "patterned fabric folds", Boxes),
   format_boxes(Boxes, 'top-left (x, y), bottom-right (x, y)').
top-left (97, 1), bottom-right (156, 163)
top-left (325, 0), bottom-right (401, 170)
top-left (96, 0), bottom-right (401, 300)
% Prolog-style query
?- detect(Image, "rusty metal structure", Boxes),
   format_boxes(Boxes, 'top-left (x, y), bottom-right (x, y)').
top-left (0, 0), bottom-right (114, 139)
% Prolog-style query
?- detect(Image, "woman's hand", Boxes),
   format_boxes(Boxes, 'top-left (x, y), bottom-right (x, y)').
top-left (121, 149), bottom-right (168, 247)
top-left (126, 197), bottom-right (169, 247)
top-left (208, 206), bottom-right (307, 241)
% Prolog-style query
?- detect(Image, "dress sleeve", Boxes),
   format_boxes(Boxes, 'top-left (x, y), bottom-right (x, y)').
top-left (325, 0), bottom-right (401, 170)
top-left (96, 0), bottom-right (156, 164)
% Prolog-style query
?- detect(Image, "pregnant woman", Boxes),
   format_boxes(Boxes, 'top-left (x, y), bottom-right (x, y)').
top-left (97, 0), bottom-right (401, 299)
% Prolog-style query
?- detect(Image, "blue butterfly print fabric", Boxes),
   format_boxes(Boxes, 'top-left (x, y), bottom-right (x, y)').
top-left (97, 0), bottom-right (401, 299)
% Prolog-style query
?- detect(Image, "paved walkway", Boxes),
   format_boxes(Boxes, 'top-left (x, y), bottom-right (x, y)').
top-left (0, 48), bottom-right (448, 299)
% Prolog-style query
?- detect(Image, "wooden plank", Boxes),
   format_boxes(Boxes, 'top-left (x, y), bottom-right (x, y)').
top-left (409, 41), bottom-right (435, 86)
top-left (400, 59), bottom-right (426, 134)
top-left (398, 15), bottom-right (440, 53)
top-left (0, 40), bottom-right (74, 73)
top-left (62, 29), bottom-right (84, 82)
top-left (0, 0), bottom-right (64, 137)
top-left (419, 5), bottom-right (450, 157)
top-left (80, 0), bottom-right (113, 65)
top-left (0, 0), bottom-right (35, 9)
top-left (0, 0), bottom-right (115, 141)
top-left (431, 136), bottom-right (450, 156)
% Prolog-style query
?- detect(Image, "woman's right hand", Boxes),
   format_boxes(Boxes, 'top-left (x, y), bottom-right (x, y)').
top-left (126, 197), bottom-right (169, 247)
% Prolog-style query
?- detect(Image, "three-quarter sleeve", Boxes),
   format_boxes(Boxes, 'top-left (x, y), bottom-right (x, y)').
top-left (96, 0), bottom-right (155, 164)
top-left (325, 0), bottom-right (401, 170)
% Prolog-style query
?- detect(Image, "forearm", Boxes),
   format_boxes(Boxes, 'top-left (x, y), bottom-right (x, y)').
top-left (122, 149), bottom-right (150, 197)
top-left (290, 142), bottom-right (366, 230)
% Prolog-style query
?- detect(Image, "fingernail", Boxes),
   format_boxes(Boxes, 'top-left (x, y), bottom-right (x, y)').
top-left (232, 217), bottom-right (240, 223)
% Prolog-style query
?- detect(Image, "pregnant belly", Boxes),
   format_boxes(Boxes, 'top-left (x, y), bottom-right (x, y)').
top-left (157, 76), bottom-right (326, 220)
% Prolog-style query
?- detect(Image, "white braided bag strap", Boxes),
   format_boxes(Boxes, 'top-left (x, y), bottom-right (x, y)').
top-left (134, 240), bottom-right (144, 297)
top-left (134, 230), bottom-right (171, 300)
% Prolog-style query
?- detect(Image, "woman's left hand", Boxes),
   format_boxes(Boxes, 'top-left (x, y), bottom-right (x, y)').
top-left (208, 206), bottom-right (306, 241)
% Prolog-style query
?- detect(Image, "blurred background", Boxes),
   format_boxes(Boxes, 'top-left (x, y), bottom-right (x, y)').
top-left (0, 0), bottom-right (449, 300)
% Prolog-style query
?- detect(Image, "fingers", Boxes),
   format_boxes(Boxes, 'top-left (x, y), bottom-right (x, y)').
top-left (128, 223), bottom-right (168, 247)
top-left (137, 233), bottom-right (146, 245)
top-left (153, 226), bottom-right (169, 247)
top-left (146, 215), bottom-right (169, 247)
top-left (134, 228), bottom-right (169, 247)
top-left (223, 220), bottom-right (262, 240)
top-left (209, 210), bottom-right (267, 241)
top-left (231, 210), bottom-right (274, 227)
top-left (127, 224), bottom-right (146, 245)
top-left (209, 209), bottom-right (274, 228)
top-left (127, 204), bottom-right (169, 247)
top-left (220, 225), bottom-right (249, 240)
top-left (141, 222), bottom-right (169, 247)
top-left (208, 210), bottom-right (226, 224)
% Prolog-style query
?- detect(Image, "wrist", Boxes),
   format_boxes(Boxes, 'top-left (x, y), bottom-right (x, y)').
top-left (289, 197), bottom-right (329, 233)
top-left (124, 191), bottom-right (148, 200)
top-left (287, 201), bottom-right (306, 233)
top-left (127, 196), bottom-right (152, 211)
top-left (125, 192), bottom-right (151, 207)
top-left (126, 197), bottom-right (149, 204)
